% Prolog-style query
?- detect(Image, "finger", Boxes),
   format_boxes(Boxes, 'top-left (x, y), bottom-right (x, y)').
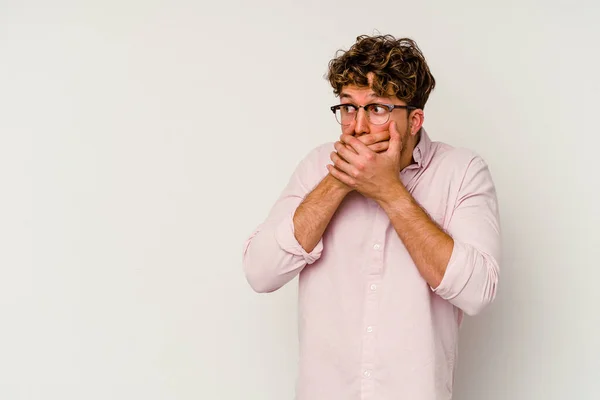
top-left (387, 120), bottom-right (403, 157)
top-left (356, 134), bottom-right (375, 146)
top-left (345, 145), bottom-right (358, 154)
top-left (330, 151), bottom-right (358, 178)
top-left (357, 131), bottom-right (391, 146)
top-left (340, 141), bottom-right (358, 154)
top-left (368, 140), bottom-right (389, 153)
top-left (327, 164), bottom-right (356, 187)
top-left (334, 141), bottom-right (360, 164)
top-left (341, 134), bottom-right (373, 156)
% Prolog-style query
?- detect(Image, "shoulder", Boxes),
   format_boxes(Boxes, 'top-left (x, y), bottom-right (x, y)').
top-left (295, 141), bottom-right (335, 169)
top-left (429, 141), bottom-right (491, 178)
top-left (307, 141), bottom-right (336, 159)
top-left (292, 142), bottom-right (335, 190)
top-left (431, 141), bottom-right (487, 168)
top-left (426, 140), bottom-right (496, 193)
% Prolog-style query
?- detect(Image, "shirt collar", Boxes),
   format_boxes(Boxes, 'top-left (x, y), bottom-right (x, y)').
top-left (411, 127), bottom-right (434, 169)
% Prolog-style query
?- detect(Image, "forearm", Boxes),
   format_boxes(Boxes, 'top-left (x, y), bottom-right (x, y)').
top-left (243, 172), bottom-right (348, 293)
top-left (293, 174), bottom-right (351, 253)
top-left (378, 183), bottom-right (454, 288)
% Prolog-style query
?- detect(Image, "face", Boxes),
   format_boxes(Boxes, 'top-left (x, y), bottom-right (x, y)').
top-left (337, 77), bottom-right (424, 162)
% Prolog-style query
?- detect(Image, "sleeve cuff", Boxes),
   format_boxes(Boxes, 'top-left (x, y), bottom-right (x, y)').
top-left (274, 211), bottom-right (323, 265)
top-left (431, 240), bottom-right (475, 299)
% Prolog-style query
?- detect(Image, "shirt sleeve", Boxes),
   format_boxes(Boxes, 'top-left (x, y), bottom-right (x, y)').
top-left (432, 156), bottom-right (501, 316)
top-left (242, 146), bottom-right (327, 293)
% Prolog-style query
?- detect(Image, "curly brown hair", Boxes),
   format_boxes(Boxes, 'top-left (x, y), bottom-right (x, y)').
top-left (327, 35), bottom-right (436, 109)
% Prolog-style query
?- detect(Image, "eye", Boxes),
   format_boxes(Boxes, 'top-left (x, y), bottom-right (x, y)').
top-left (341, 104), bottom-right (357, 113)
top-left (368, 104), bottom-right (388, 115)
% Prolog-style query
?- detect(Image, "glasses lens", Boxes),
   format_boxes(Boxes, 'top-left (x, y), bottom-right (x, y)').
top-left (335, 105), bottom-right (356, 125)
top-left (366, 104), bottom-right (390, 125)
top-left (334, 108), bottom-right (344, 125)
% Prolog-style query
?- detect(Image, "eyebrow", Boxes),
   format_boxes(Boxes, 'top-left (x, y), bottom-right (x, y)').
top-left (340, 92), bottom-right (385, 101)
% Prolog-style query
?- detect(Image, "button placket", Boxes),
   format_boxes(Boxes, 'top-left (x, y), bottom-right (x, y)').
top-left (361, 209), bottom-right (386, 396)
top-left (361, 276), bottom-right (380, 396)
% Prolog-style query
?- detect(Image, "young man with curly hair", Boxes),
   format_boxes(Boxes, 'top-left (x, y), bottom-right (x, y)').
top-left (242, 34), bottom-right (501, 400)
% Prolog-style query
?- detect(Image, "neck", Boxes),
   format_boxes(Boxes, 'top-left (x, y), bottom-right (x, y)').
top-left (400, 131), bottom-right (421, 169)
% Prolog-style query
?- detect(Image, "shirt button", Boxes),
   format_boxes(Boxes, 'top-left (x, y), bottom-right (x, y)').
top-left (364, 370), bottom-right (371, 378)
top-left (373, 244), bottom-right (381, 251)
top-left (370, 284), bottom-right (377, 291)
top-left (366, 326), bottom-right (373, 333)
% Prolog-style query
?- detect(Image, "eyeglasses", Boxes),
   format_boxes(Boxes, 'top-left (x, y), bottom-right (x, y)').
top-left (330, 103), bottom-right (417, 126)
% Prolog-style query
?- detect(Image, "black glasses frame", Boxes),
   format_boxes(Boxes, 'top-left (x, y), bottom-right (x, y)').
top-left (330, 103), bottom-right (417, 125)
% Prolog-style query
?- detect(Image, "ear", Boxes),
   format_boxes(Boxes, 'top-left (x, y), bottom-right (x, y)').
top-left (409, 109), bottom-right (425, 136)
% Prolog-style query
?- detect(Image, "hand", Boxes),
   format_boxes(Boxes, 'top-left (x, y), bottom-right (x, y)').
top-left (326, 131), bottom-right (390, 193)
top-left (356, 130), bottom-right (390, 153)
top-left (327, 120), bottom-right (404, 201)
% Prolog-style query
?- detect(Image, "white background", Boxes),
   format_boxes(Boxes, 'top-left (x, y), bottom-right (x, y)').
top-left (1, 0), bottom-right (599, 399)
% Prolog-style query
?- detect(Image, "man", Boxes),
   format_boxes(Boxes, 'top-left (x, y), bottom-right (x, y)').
top-left (242, 34), bottom-right (500, 400)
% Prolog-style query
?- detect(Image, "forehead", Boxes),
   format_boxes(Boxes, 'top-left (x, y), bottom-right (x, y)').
top-left (340, 85), bottom-right (389, 100)
top-left (339, 85), bottom-right (402, 105)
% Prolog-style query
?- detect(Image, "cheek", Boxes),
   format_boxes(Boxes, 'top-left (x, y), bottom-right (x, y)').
top-left (390, 117), bottom-right (408, 132)
top-left (342, 124), bottom-right (354, 135)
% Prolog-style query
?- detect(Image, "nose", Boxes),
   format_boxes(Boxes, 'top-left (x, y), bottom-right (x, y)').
top-left (353, 107), bottom-right (370, 136)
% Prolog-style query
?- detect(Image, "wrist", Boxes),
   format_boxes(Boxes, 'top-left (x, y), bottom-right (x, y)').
top-left (376, 180), bottom-right (411, 210)
top-left (325, 173), bottom-right (353, 196)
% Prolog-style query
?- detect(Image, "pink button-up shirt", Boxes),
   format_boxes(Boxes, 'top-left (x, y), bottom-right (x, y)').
top-left (242, 129), bottom-right (501, 400)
